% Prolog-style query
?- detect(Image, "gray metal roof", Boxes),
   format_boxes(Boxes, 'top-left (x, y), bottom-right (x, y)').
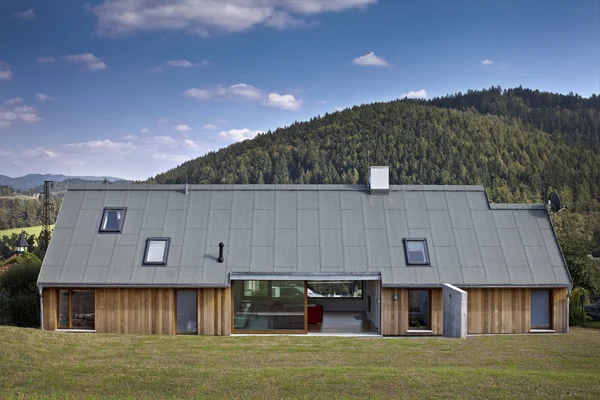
top-left (37, 184), bottom-right (571, 288)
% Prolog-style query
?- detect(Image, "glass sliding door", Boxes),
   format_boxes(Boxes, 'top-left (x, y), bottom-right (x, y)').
top-left (57, 289), bottom-right (95, 330)
top-left (176, 290), bottom-right (198, 334)
top-left (233, 280), bottom-right (306, 333)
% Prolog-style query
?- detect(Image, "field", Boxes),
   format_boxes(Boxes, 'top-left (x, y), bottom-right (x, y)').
top-left (0, 225), bottom-right (54, 238)
top-left (1, 327), bottom-right (599, 399)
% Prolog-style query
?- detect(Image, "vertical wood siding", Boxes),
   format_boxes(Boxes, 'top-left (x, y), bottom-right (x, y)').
top-left (381, 288), bottom-right (443, 336)
top-left (466, 288), bottom-right (568, 334)
top-left (42, 288), bottom-right (58, 330)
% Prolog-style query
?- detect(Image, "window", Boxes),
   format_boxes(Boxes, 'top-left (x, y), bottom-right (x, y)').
top-left (307, 281), bottom-right (363, 298)
top-left (57, 289), bottom-right (95, 330)
top-left (99, 207), bottom-right (126, 232)
top-left (408, 290), bottom-right (431, 330)
top-left (403, 239), bottom-right (429, 265)
top-left (531, 290), bottom-right (551, 329)
top-left (143, 238), bottom-right (170, 265)
top-left (176, 291), bottom-right (197, 334)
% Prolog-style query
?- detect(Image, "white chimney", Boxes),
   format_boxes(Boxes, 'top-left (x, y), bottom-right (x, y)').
top-left (369, 166), bottom-right (389, 194)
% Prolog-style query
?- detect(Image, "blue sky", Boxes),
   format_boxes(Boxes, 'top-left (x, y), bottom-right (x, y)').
top-left (1, 0), bottom-right (598, 180)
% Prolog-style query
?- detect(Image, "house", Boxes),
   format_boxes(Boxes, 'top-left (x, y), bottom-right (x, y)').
top-left (37, 167), bottom-right (571, 336)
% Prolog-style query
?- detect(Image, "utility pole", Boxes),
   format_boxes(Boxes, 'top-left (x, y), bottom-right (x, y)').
top-left (38, 181), bottom-right (54, 259)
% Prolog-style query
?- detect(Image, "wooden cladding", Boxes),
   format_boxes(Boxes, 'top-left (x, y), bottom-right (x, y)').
top-left (465, 288), bottom-right (568, 334)
top-left (42, 288), bottom-right (58, 331)
top-left (381, 288), bottom-right (443, 336)
top-left (43, 287), bottom-right (230, 335)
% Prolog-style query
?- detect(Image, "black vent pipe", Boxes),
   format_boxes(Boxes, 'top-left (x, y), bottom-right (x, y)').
top-left (218, 242), bottom-right (224, 263)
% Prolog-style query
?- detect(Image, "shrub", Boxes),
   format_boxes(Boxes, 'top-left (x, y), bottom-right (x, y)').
top-left (569, 287), bottom-right (593, 326)
top-left (9, 292), bottom-right (39, 327)
top-left (0, 253), bottom-right (41, 327)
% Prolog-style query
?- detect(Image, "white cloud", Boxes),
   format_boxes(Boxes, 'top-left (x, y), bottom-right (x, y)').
top-left (352, 52), bottom-right (389, 67)
top-left (184, 139), bottom-right (201, 149)
top-left (140, 128), bottom-right (150, 134)
top-left (65, 140), bottom-right (134, 152)
top-left (35, 93), bottom-right (54, 102)
top-left (4, 98), bottom-right (23, 106)
top-left (166, 60), bottom-right (194, 68)
top-left (481, 59), bottom-right (494, 65)
top-left (174, 124), bottom-right (191, 132)
top-left (143, 135), bottom-right (177, 145)
top-left (0, 61), bottom-right (12, 80)
top-left (263, 92), bottom-right (302, 110)
top-left (184, 88), bottom-right (212, 100)
top-left (219, 128), bottom-right (263, 143)
top-left (184, 83), bottom-right (302, 109)
top-left (13, 9), bottom-right (37, 20)
top-left (63, 53), bottom-right (107, 71)
top-left (0, 102), bottom-right (42, 128)
top-left (203, 124), bottom-right (217, 130)
top-left (157, 118), bottom-right (168, 125)
top-left (399, 89), bottom-right (427, 99)
top-left (123, 134), bottom-right (138, 141)
top-left (92, 0), bottom-right (376, 37)
top-left (151, 153), bottom-right (189, 164)
top-left (37, 56), bottom-right (56, 64)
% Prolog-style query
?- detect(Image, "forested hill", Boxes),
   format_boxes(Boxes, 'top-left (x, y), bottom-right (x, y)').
top-left (152, 87), bottom-right (600, 213)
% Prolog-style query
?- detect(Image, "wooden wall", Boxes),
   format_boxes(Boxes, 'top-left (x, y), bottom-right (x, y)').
top-left (465, 288), bottom-right (568, 334)
top-left (42, 288), bottom-right (58, 331)
top-left (42, 287), bottom-right (231, 335)
top-left (381, 288), bottom-right (443, 336)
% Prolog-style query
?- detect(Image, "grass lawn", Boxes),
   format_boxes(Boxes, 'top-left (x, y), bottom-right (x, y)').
top-left (1, 327), bottom-right (599, 399)
top-left (0, 225), bottom-right (53, 238)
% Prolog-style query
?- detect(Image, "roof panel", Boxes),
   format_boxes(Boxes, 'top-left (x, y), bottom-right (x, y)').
top-left (524, 246), bottom-right (556, 284)
top-left (38, 266), bottom-right (63, 285)
top-left (231, 191), bottom-right (253, 229)
top-left (106, 246), bottom-right (137, 283)
top-left (187, 192), bottom-right (211, 229)
top-left (435, 246), bottom-right (464, 283)
top-left (211, 191), bottom-right (232, 210)
top-left (461, 267), bottom-right (487, 284)
top-left (125, 191), bottom-right (148, 209)
top-left (507, 267), bottom-right (534, 285)
top-left (254, 191), bottom-right (275, 210)
top-left (229, 229), bottom-right (252, 269)
top-left (130, 267), bottom-right (156, 284)
top-left (275, 191), bottom-right (297, 229)
top-left (405, 192), bottom-right (429, 229)
top-left (414, 266), bottom-right (440, 285)
top-left (472, 211), bottom-right (500, 247)
top-left (515, 211), bottom-right (545, 247)
top-left (55, 191), bottom-right (84, 228)
top-left (163, 210), bottom-right (187, 246)
top-left (365, 229), bottom-right (391, 268)
top-left (206, 209), bottom-right (231, 246)
top-left (103, 191), bottom-right (126, 207)
top-left (386, 210), bottom-right (409, 246)
top-left (177, 267), bottom-right (203, 284)
top-left (252, 210), bottom-right (275, 246)
top-left (343, 247), bottom-right (367, 272)
top-left (81, 191), bottom-right (105, 210)
top-left (498, 229), bottom-right (529, 267)
top-left (341, 191), bottom-right (363, 210)
top-left (203, 246), bottom-right (229, 284)
top-left (466, 192), bottom-right (489, 211)
top-left (425, 192), bottom-right (448, 211)
top-left (154, 267), bottom-right (180, 284)
top-left (180, 229), bottom-right (206, 267)
top-left (298, 192), bottom-right (318, 210)
top-left (167, 191), bottom-right (189, 210)
top-left (275, 229), bottom-right (297, 269)
top-left (447, 192), bottom-right (473, 229)
top-left (320, 229), bottom-right (343, 268)
top-left (319, 192), bottom-right (341, 229)
top-left (541, 229), bottom-right (565, 268)
top-left (141, 192), bottom-right (168, 229)
top-left (167, 246), bottom-right (182, 267)
top-left (492, 210), bottom-right (516, 229)
top-left (82, 267), bottom-right (108, 284)
top-left (88, 235), bottom-right (116, 267)
top-left (43, 228), bottom-right (73, 266)
top-left (480, 246), bottom-right (510, 284)
top-left (428, 211), bottom-right (455, 247)
top-left (454, 229), bottom-right (483, 267)
top-left (122, 209), bottom-right (143, 234)
top-left (298, 247), bottom-right (320, 272)
top-left (553, 266), bottom-right (570, 284)
top-left (390, 246), bottom-right (408, 268)
top-left (341, 210), bottom-right (365, 246)
top-left (298, 209), bottom-right (319, 246)
top-left (251, 246), bottom-right (274, 272)
top-left (362, 196), bottom-right (386, 229)
top-left (60, 246), bottom-right (91, 282)
top-left (391, 267), bottom-right (417, 285)
top-left (71, 209), bottom-right (99, 246)
top-left (384, 191), bottom-right (405, 210)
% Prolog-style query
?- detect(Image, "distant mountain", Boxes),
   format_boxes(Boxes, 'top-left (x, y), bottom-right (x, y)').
top-left (0, 174), bottom-right (125, 191)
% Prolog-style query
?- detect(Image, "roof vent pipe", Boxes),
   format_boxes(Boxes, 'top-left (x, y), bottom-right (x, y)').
top-left (368, 166), bottom-right (389, 194)
top-left (218, 242), bottom-right (224, 263)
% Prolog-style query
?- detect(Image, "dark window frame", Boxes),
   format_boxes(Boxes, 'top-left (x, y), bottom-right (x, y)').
top-left (175, 289), bottom-right (198, 335)
top-left (143, 237), bottom-right (171, 266)
top-left (403, 238), bottom-right (430, 266)
top-left (57, 289), bottom-right (95, 330)
top-left (530, 289), bottom-right (553, 329)
top-left (99, 207), bottom-right (127, 233)
top-left (407, 289), bottom-right (432, 330)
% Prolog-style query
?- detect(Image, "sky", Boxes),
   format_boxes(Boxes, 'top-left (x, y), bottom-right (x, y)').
top-left (0, 0), bottom-right (598, 181)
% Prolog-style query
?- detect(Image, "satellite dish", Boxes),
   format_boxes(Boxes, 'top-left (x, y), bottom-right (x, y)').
top-left (549, 192), bottom-right (561, 213)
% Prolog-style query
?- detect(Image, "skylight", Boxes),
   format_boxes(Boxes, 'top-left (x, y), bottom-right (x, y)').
top-left (99, 208), bottom-right (126, 232)
top-left (403, 239), bottom-right (430, 265)
top-left (143, 238), bottom-right (171, 265)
